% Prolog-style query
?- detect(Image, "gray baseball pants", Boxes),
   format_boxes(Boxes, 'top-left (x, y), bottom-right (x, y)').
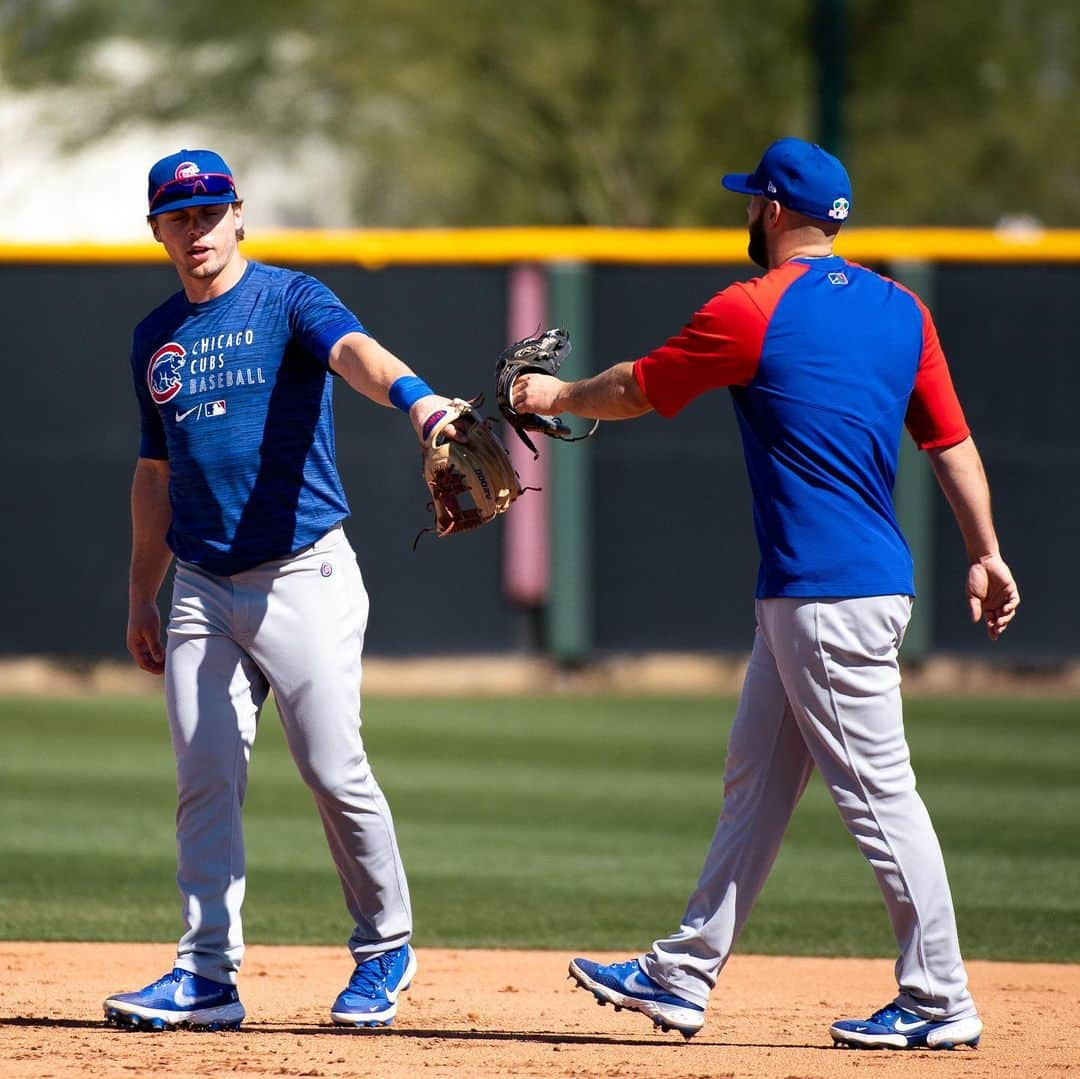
top-left (642, 595), bottom-right (976, 1021)
top-left (164, 525), bottom-right (412, 986)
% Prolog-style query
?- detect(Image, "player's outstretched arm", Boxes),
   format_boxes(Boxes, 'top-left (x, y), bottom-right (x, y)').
top-left (512, 361), bottom-right (653, 421)
top-left (926, 436), bottom-right (1019, 640)
top-left (128, 457), bottom-right (173, 674)
top-left (328, 332), bottom-right (461, 443)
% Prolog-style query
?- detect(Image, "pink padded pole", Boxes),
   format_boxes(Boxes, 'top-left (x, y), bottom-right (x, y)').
top-left (502, 264), bottom-right (549, 605)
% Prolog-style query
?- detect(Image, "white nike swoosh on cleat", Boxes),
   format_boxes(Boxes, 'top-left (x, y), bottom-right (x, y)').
top-left (625, 971), bottom-right (672, 998)
top-left (386, 951), bottom-right (417, 1003)
top-left (894, 1017), bottom-right (930, 1033)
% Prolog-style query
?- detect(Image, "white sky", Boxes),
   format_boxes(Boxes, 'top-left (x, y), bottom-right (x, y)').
top-left (0, 83), bottom-right (351, 242)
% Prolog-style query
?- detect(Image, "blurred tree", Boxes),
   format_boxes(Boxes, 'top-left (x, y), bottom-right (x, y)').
top-left (0, 0), bottom-right (1076, 226)
top-left (0, 0), bottom-right (810, 226)
top-left (846, 1), bottom-right (1079, 225)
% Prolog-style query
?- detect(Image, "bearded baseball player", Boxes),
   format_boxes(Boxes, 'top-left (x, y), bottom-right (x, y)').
top-left (104, 149), bottom-right (459, 1031)
top-left (513, 138), bottom-right (1019, 1049)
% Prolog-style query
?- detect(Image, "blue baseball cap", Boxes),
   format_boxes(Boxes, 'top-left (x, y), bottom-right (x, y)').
top-left (147, 148), bottom-right (239, 216)
top-left (722, 138), bottom-right (852, 224)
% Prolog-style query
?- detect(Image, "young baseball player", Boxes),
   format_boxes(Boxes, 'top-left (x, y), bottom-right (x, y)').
top-left (512, 138), bottom-right (1019, 1050)
top-left (104, 149), bottom-right (458, 1031)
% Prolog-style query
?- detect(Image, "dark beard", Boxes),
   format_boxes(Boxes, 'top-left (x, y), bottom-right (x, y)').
top-left (747, 214), bottom-right (769, 269)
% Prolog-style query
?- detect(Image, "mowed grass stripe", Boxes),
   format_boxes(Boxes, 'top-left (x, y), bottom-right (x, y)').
top-left (1, 694), bottom-right (1076, 960)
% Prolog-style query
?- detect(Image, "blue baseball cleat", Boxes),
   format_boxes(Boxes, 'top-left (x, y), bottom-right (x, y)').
top-left (331, 944), bottom-right (417, 1028)
top-left (831, 1003), bottom-right (983, 1049)
top-left (568, 957), bottom-right (705, 1039)
top-left (103, 968), bottom-right (245, 1031)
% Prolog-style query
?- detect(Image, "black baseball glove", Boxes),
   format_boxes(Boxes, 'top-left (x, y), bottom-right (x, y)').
top-left (494, 327), bottom-right (599, 457)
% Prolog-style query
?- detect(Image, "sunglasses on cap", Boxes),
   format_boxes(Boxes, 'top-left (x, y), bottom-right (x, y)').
top-left (149, 172), bottom-right (237, 213)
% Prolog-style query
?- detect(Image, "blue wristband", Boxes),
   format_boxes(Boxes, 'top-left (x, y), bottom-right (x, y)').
top-left (389, 375), bottom-right (434, 412)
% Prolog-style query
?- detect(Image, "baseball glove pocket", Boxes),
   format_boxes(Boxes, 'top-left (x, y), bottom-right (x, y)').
top-left (494, 327), bottom-right (599, 456)
top-left (415, 397), bottom-right (524, 547)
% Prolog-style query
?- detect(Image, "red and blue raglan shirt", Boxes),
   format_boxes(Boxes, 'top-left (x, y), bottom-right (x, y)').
top-left (634, 256), bottom-right (969, 598)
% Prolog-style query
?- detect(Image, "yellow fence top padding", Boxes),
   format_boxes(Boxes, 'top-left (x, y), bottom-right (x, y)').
top-left (1, 227), bottom-right (1079, 266)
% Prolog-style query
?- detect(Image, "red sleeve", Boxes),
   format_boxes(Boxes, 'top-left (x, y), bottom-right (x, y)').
top-left (632, 283), bottom-right (769, 418)
top-left (903, 297), bottom-right (970, 450)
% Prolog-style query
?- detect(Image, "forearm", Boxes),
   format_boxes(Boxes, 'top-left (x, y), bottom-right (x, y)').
top-left (329, 332), bottom-right (416, 405)
top-left (329, 331), bottom-right (468, 445)
top-left (926, 436), bottom-right (999, 561)
top-left (130, 459), bottom-right (173, 604)
top-left (555, 362), bottom-right (652, 420)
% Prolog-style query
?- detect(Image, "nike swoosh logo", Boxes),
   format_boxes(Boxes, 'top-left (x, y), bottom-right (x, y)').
top-left (894, 1017), bottom-right (929, 1032)
top-left (625, 971), bottom-right (662, 997)
top-left (176, 404), bottom-right (201, 423)
top-left (173, 986), bottom-right (203, 1007)
top-left (386, 952), bottom-right (416, 1002)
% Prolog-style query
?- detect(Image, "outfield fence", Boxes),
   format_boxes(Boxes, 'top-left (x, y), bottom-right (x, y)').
top-left (1, 229), bottom-right (1073, 662)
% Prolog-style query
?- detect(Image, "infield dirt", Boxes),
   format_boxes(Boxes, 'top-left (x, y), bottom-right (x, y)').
top-left (2, 943), bottom-right (1076, 1078)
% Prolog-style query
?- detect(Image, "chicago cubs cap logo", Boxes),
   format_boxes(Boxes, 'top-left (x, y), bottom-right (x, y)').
top-left (174, 161), bottom-right (201, 180)
top-left (147, 342), bottom-right (187, 405)
top-left (828, 197), bottom-right (850, 220)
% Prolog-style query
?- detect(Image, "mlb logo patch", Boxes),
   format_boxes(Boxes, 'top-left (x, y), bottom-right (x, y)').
top-left (206, 400), bottom-right (227, 417)
top-left (828, 272), bottom-right (849, 286)
top-left (827, 197), bottom-right (850, 220)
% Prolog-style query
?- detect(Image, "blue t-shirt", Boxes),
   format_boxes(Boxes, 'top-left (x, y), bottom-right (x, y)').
top-left (131, 261), bottom-right (365, 575)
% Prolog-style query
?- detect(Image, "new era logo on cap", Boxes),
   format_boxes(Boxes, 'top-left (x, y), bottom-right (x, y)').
top-left (721, 137), bottom-right (853, 224)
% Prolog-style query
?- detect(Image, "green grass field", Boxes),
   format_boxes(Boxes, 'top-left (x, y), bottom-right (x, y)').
top-left (1, 693), bottom-right (1077, 961)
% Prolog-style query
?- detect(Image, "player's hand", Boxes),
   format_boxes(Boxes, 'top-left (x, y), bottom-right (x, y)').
top-left (127, 601), bottom-right (165, 675)
top-left (967, 554), bottom-right (1019, 640)
top-left (511, 373), bottom-right (566, 416)
top-left (411, 395), bottom-right (466, 445)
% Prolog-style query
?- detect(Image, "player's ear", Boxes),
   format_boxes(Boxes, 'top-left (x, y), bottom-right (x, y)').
top-left (767, 200), bottom-right (784, 228)
top-left (147, 216), bottom-right (162, 242)
top-left (232, 201), bottom-right (244, 242)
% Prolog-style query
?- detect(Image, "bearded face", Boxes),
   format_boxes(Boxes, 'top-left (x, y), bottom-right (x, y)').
top-left (747, 199), bottom-right (770, 269)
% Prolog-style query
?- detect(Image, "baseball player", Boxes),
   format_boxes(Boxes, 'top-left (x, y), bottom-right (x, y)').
top-left (104, 149), bottom-right (460, 1031)
top-left (513, 138), bottom-right (1019, 1049)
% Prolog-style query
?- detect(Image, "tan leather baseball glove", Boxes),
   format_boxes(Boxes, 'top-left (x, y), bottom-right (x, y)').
top-left (416, 398), bottom-right (523, 545)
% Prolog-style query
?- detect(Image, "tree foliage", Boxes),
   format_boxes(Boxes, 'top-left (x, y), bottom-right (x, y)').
top-left (1, 0), bottom-right (1076, 226)
top-left (845, 1), bottom-right (1079, 225)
